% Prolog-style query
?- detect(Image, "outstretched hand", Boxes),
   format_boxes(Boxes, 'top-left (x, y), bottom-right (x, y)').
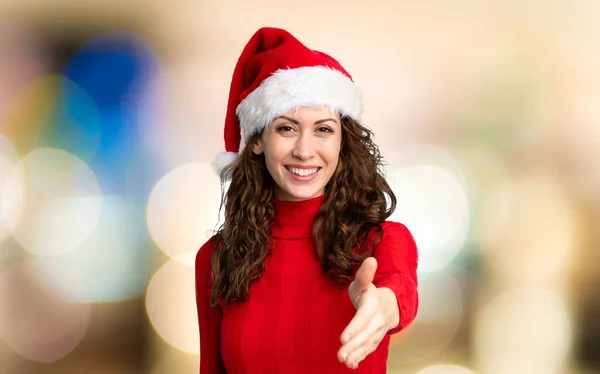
top-left (337, 257), bottom-right (398, 369)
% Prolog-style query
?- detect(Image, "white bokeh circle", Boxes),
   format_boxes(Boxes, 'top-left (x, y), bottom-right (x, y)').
top-left (146, 257), bottom-right (199, 354)
top-left (4, 148), bottom-right (103, 257)
top-left (147, 162), bottom-right (223, 262)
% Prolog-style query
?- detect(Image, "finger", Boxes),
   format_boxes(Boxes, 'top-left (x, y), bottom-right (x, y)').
top-left (342, 327), bottom-right (380, 368)
top-left (346, 346), bottom-right (366, 370)
top-left (337, 329), bottom-right (366, 364)
top-left (344, 323), bottom-right (387, 368)
top-left (339, 306), bottom-right (388, 362)
top-left (340, 328), bottom-right (367, 360)
top-left (341, 286), bottom-right (378, 343)
top-left (338, 310), bottom-right (379, 363)
top-left (348, 258), bottom-right (378, 308)
top-left (345, 332), bottom-right (381, 368)
top-left (353, 257), bottom-right (377, 293)
top-left (338, 322), bottom-right (366, 360)
top-left (347, 345), bottom-right (366, 370)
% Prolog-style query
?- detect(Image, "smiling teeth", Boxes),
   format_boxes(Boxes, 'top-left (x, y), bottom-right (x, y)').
top-left (288, 167), bottom-right (318, 176)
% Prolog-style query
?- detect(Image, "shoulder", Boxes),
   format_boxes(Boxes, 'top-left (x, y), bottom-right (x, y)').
top-left (195, 235), bottom-right (217, 273)
top-left (372, 221), bottom-right (418, 255)
top-left (378, 221), bottom-right (416, 244)
top-left (370, 221), bottom-right (418, 275)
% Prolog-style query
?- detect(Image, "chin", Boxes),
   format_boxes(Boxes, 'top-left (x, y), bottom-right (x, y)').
top-left (279, 186), bottom-right (324, 201)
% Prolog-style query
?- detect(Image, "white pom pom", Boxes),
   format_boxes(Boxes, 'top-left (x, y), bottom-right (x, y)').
top-left (212, 151), bottom-right (239, 178)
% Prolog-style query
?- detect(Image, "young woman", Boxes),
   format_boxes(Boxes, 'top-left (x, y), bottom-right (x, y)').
top-left (195, 27), bottom-right (419, 373)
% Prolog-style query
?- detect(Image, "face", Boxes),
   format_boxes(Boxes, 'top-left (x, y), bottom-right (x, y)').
top-left (252, 106), bottom-right (342, 201)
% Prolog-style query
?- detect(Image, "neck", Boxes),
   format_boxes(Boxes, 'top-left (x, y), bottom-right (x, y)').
top-left (272, 194), bottom-right (325, 239)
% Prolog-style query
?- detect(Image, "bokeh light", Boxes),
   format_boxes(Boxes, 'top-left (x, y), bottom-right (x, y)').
top-left (27, 196), bottom-right (149, 303)
top-left (48, 77), bottom-right (103, 162)
top-left (474, 288), bottom-right (571, 374)
top-left (450, 146), bottom-right (511, 236)
top-left (416, 364), bottom-right (476, 374)
top-left (62, 32), bottom-right (161, 196)
top-left (63, 33), bottom-right (156, 111)
top-left (0, 75), bottom-right (62, 152)
top-left (0, 20), bottom-right (48, 118)
top-left (0, 72), bottom-right (104, 164)
top-left (479, 170), bottom-right (577, 284)
top-left (389, 270), bottom-right (463, 361)
top-left (551, 88), bottom-right (600, 204)
top-left (387, 146), bottom-right (472, 273)
top-left (147, 162), bottom-right (222, 263)
top-left (450, 35), bottom-right (535, 149)
top-left (0, 259), bottom-right (91, 362)
top-left (146, 256), bottom-right (199, 354)
top-left (4, 148), bottom-right (103, 257)
top-left (0, 135), bottom-right (20, 245)
top-left (151, 351), bottom-right (199, 374)
top-left (0, 134), bottom-right (19, 165)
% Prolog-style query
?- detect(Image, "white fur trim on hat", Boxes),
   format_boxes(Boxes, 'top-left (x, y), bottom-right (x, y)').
top-left (236, 66), bottom-right (363, 142)
top-left (212, 151), bottom-right (239, 177)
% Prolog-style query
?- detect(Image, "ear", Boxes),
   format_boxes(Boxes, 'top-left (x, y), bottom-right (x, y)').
top-left (252, 139), bottom-right (264, 155)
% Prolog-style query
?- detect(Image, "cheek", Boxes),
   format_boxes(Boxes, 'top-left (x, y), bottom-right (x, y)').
top-left (325, 143), bottom-right (342, 166)
top-left (262, 147), bottom-right (287, 176)
top-left (262, 154), bottom-right (278, 176)
top-left (263, 141), bottom-right (292, 164)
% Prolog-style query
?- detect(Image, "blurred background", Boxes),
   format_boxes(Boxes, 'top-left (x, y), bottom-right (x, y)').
top-left (1, 0), bottom-right (599, 373)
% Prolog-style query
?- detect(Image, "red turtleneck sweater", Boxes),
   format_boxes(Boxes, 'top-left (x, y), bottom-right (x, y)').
top-left (195, 194), bottom-right (418, 373)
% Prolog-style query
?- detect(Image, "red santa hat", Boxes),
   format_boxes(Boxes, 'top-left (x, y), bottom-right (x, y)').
top-left (212, 27), bottom-right (364, 176)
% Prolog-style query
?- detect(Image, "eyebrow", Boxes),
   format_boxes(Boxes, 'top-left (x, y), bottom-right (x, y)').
top-left (275, 115), bottom-right (338, 125)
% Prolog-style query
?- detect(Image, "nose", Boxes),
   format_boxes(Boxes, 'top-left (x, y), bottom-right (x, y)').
top-left (291, 131), bottom-right (316, 160)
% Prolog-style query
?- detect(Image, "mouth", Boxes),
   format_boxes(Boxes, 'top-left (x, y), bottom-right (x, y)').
top-left (285, 166), bottom-right (321, 177)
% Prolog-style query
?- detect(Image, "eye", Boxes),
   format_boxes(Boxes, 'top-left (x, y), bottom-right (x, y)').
top-left (317, 126), bottom-right (333, 133)
top-left (276, 125), bottom-right (295, 133)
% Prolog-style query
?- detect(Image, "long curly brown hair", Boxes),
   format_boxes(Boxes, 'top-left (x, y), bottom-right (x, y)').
top-left (210, 117), bottom-right (396, 307)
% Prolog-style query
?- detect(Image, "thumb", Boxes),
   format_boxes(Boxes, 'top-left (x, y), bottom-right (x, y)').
top-left (352, 257), bottom-right (377, 293)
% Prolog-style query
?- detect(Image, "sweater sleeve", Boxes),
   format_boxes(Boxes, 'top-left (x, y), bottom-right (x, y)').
top-left (195, 237), bottom-right (226, 373)
top-left (371, 221), bottom-right (419, 335)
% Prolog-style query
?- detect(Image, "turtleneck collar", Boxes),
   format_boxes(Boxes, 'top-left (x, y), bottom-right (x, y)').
top-left (272, 194), bottom-right (325, 239)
